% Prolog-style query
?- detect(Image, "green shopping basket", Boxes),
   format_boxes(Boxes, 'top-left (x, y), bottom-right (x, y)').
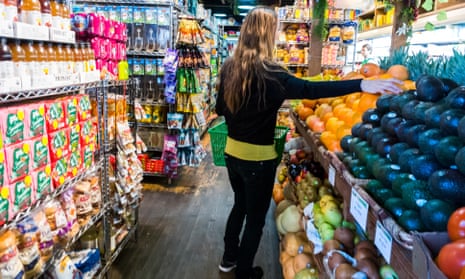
top-left (208, 121), bottom-right (289, 166)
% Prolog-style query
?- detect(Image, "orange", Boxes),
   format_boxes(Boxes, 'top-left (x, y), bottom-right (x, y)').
top-left (310, 119), bottom-right (325, 133)
top-left (401, 80), bottom-right (416, 91)
top-left (298, 107), bottom-right (314, 121)
top-left (344, 93), bottom-right (360, 107)
top-left (301, 99), bottom-right (317, 108)
top-left (351, 99), bottom-right (360, 111)
top-left (314, 103), bottom-right (332, 119)
top-left (321, 111), bottom-right (335, 123)
top-left (336, 125), bottom-right (352, 140)
top-left (340, 109), bottom-right (356, 126)
top-left (325, 117), bottom-right (344, 133)
top-left (342, 71), bottom-right (365, 80)
top-left (387, 64), bottom-right (409, 81)
top-left (332, 103), bottom-right (347, 118)
top-left (358, 93), bottom-right (379, 113)
top-left (305, 115), bottom-right (319, 129)
top-left (320, 131), bottom-right (337, 147)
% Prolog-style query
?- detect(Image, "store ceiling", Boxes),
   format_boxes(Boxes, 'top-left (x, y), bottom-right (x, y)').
top-left (199, 0), bottom-right (295, 21)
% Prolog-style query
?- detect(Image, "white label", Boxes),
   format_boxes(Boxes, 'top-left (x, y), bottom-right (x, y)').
top-left (350, 188), bottom-right (369, 231)
top-left (374, 221), bottom-right (393, 263)
top-left (0, 20), bottom-right (14, 37)
top-left (75, 61), bottom-right (84, 74)
top-left (0, 77), bottom-right (21, 93)
top-left (328, 164), bottom-right (336, 186)
top-left (0, 61), bottom-right (14, 79)
top-left (49, 27), bottom-right (75, 43)
top-left (52, 15), bottom-right (62, 29)
top-left (0, 4), bottom-right (5, 21)
top-left (14, 21), bottom-right (49, 40)
top-left (13, 61), bottom-right (28, 77)
top-left (42, 13), bottom-right (52, 28)
top-left (19, 10), bottom-right (42, 26)
top-left (5, 6), bottom-right (18, 22)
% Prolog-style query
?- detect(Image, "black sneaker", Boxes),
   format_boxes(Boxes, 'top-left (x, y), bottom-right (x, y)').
top-left (218, 259), bottom-right (237, 272)
top-left (249, 266), bottom-right (263, 279)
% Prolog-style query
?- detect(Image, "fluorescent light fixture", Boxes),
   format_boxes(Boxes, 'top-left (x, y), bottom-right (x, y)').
top-left (214, 13), bottom-right (227, 17)
top-left (238, 5), bottom-right (254, 10)
top-left (239, 12), bottom-right (248, 16)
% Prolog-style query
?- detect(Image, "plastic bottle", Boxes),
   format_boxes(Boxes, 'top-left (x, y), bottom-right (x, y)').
top-left (73, 44), bottom-right (84, 74)
top-left (86, 43), bottom-right (96, 72)
top-left (4, 0), bottom-right (18, 22)
top-left (8, 40), bottom-right (27, 77)
top-left (19, 0), bottom-right (42, 26)
top-left (22, 41), bottom-right (39, 77)
top-left (80, 42), bottom-right (89, 72)
top-left (35, 42), bottom-right (49, 76)
top-left (50, 0), bottom-right (62, 29)
top-left (46, 42), bottom-right (57, 76)
top-left (54, 43), bottom-right (65, 75)
top-left (59, 0), bottom-right (70, 30)
top-left (64, 44), bottom-right (74, 74)
top-left (40, 0), bottom-right (52, 27)
top-left (0, 38), bottom-right (14, 79)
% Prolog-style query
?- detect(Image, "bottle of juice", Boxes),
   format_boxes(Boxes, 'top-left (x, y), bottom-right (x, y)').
top-left (54, 43), bottom-right (65, 75)
top-left (35, 42), bottom-right (49, 76)
top-left (4, 0), bottom-right (18, 22)
top-left (40, 0), bottom-right (52, 27)
top-left (22, 41), bottom-right (39, 77)
top-left (46, 42), bottom-right (57, 76)
top-left (86, 43), bottom-right (96, 72)
top-left (19, 0), bottom-right (42, 26)
top-left (64, 44), bottom-right (74, 74)
top-left (59, 0), bottom-right (69, 30)
top-left (8, 40), bottom-right (27, 77)
top-left (73, 44), bottom-right (84, 74)
top-left (50, 0), bottom-right (62, 29)
top-left (0, 38), bottom-right (14, 79)
top-left (80, 42), bottom-right (89, 72)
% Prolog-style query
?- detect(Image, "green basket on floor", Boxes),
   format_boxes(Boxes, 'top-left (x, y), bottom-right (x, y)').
top-left (208, 121), bottom-right (289, 167)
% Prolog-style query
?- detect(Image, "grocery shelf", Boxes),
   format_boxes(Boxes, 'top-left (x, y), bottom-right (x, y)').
top-left (136, 122), bottom-right (168, 129)
top-left (290, 112), bottom-right (417, 278)
top-left (279, 19), bottom-right (311, 24)
top-left (0, 21), bottom-right (76, 44)
top-left (65, 207), bottom-right (106, 250)
top-left (127, 50), bottom-right (167, 57)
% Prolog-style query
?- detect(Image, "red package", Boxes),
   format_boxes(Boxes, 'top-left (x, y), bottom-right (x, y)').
top-left (68, 151), bottom-right (82, 178)
top-left (51, 156), bottom-right (69, 189)
top-left (4, 141), bottom-right (31, 184)
top-left (77, 94), bottom-right (92, 122)
top-left (24, 103), bottom-right (46, 139)
top-left (48, 129), bottom-right (70, 163)
top-left (45, 100), bottom-right (66, 133)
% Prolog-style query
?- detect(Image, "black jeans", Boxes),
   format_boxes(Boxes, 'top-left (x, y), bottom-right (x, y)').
top-left (223, 154), bottom-right (278, 278)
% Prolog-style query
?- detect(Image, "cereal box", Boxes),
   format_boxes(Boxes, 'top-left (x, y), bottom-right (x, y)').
top-left (10, 175), bottom-right (33, 214)
top-left (0, 106), bottom-right (25, 146)
top-left (24, 103), bottom-right (46, 139)
top-left (30, 135), bottom-right (50, 170)
top-left (33, 165), bottom-right (52, 200)
top-left (77, 94), bottom-right (92, 122)
top-left (48, 129), bottom-right (70, 162)
top-left (82, 144), bottom-right (95, 169)
top-left (4, 141), bottom-right (31, 184)
top-left (62, 96), bottom-right (79, 126)
top-left (0, 150), bottom-right (4, 187)
top-left (45, 100), bottom-right (66, 133)
top-left (69, 124), bottom-right (81, 153)
top-left (68, 151), bottom-right (82, 178)
top-left (0, 186), bottom-right (11, 226)
top-left (51, 156), bottom-right (69, 189)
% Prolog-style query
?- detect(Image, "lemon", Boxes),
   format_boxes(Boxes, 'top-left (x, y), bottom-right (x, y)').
top-left (24, 175), bottom-right (32, 186)
top-left (0, 187), bottom-right (9, 199)
top-left (45, 165), bottom-right (51, 175)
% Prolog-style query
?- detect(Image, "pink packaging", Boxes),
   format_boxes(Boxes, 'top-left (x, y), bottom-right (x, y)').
top-left (109, 40), bottom-right (117, 61)
top-left (68, 150), bottom-right (82, 178)
top-left (77, 94), bottom-right (92, 122)
top-left (45, 100), bottom-right (66, 133)
top-left (61, 95), bottom-right (79, 126)
top-left (114, 22), bottom-right (122, 41)
top-left (88, 13), bottom-right (104, 37)
top-left (0, 186), bottom-right (12, 226)
top-left (117, 42), bottom-right (127, 60)
top-left (48, 129), bottom-right (70, 163)
top-left (4, 141), bottom-right (31, 184)
top-left (91, 37), bottom-right (101, 58)
top-left (107, 60), bottom-right (118, 76)
top-left (24, 103), bottom-right (46, 139)
top-left (32, 165), bottom-right (52, 200)
top-left (30, 135), bottom-right (50, 170)
top-left (9, 175), bottom-right (34, 215)
top-left (0, 106), bottom-right (26, 147)
top-left (103, 18), bottom-right (116, 39)
top-left (51, 156), bottom-right (68, 189)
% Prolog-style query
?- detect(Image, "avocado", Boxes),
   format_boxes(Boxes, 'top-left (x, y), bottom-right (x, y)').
top-left (445, 86), bottom-right (465, 109)
top-left (459, 116), bottom-right (465, 141)
top-left (351, 165), bottom-right (372, 179)
top-left (373, 187), bottom-right (395, 206)
top-left (402, 100), bottom-right (421, 122)
top-left (362, 108), bottom-right (382, 127)
top-left (364, 179), bottom-right (384, 195)
top-left (358, 123), bottom-right (374, 140)
top-left (392, 173), bottom-right (416, 196)
top-left (455, 146), bottom-right (465, 176)
top-left (369, 130), bottom-right (390, 149)
top-left (340, 135), bottom-right (354, 153)
top-left (398, 148), bottom-right (421, 173)
top-left (374, 164), bottom-right (402, 188)
top-left (439, 109), bottom-right (465, 136)
top-left (413, 102), bottom-right (434, 124)
top-left (416, 75), bottom-right (447, 102)
top-left (434, 136), bottom-right (464, 168)
top-left (396, 120), bottom-right (416, 143)
top-left (440, 78), bottom-right (459, 94)
top-left (366, 127), bottom-right (384, 145)
top-left (376, 137), bottom-right (398, 157)
top-left (389, 142), bottom-right (411, 164)
top-left (357, 146), bottom-right (378, 165)
top-left (398, 209), bottom-right (425, 232)
top-left (384, 197), bottom-right (408, 218)
top-left (369, 158), bottom-right (391, 178)
top-left (425, 104), bottom-right (448, 129)
top-left (401, 180), bottom-right (431, 209)
top-left (427, 169), bottom-right (465, 206)
top-left (411, 154), bottom-right (442, 181)
top-left (405, 124), bottom-right (428, 148)
top-left (389, 92), bottom-right (416, 114)
top-left (351, 122), bottom-right (363, 138)
top-left (348, 137), bottom-right (362, 154)
top-left (418, 128), bottom-right (443, 155)
top-left (376, 94), bottom-right (394, 114)
top-left (420, 199), bottom-right (455, 232)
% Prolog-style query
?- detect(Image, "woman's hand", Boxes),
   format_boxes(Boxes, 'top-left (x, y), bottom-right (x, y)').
top-left (360, 78), bottom-right (403, 95)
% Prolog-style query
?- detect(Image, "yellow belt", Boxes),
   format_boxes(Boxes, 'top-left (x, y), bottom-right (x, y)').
top-left (224, 136), bottom-right (277, 161)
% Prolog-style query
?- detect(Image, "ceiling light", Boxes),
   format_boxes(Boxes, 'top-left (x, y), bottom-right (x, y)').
top-left (214, 13), bottom-right (227, 17)
top-left (238, 5), bottom-right (255, 10)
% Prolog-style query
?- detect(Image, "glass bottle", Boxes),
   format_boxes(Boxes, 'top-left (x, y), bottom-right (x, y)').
top-left (0, 38), bottom-right (14, 79)
top-left (40, 0), bottom-right (52, 27)
top-left (4, 0), bottom-right (18, 22)
top-left (8, 40), bottom-right (27, 77)
top-left (21, 41), bottom-right (39, 77)
top-left (50, 0), bottom-right (62, 29)
top-left (19, 0), bottom-right (42, 26)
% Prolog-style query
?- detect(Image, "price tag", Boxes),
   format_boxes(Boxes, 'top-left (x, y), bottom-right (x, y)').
top-left (328, 164), bottom-right (336, 186)
top-left (49, 28), bottom-right (76, 44)
top-left (374, 220), bottom-right (393, 263)
top-left (350, 188), bottom-right (369, 231)
top-left (14, 22), bottom-right (49, 41)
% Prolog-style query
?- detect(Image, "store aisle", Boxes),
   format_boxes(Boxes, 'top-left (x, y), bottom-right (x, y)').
top-left (108, 135), bottom-right (283, 279)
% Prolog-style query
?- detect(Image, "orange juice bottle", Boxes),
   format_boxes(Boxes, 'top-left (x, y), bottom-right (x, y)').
top-left (0, 38), bottom-right (14, 79)
top-left (59, 0), bottom-right (69, 30)
top-left (46, 42), bottom-right (57, 76)
top-left (50, 0), bottom-right (62, 29)
top-left (35, 42), bottom-right (49, 76)
top-left (54, 43), bottom-right (65, 75)
top-left (40, 0), bottom-right (52, 27)
top-left (4, 0), bottom-right (18, 22)
top-left (64, 44), bottom-right (74, 74)
top-left (86, 43), bottom-right (96, 72)
top-left (73, 44), bottom-right (84, 74)
top-left (22, 41), bottom-right (39, 77)
top-left (8, 40), bottom-right (27, 77)
top-left (80, 42), bottom-right (89, 72)
top-left (19, 0), bottom-right (42, 26)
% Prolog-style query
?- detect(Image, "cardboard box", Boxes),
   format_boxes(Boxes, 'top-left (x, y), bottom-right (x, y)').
top-left (412, 232), bottom-right (449, 279)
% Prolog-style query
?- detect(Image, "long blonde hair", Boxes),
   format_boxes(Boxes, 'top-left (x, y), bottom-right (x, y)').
top-left (221, 7), bottom-right (285, 114)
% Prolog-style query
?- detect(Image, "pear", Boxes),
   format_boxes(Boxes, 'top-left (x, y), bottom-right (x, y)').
top-left (323, 206), bottom-right (343, 228)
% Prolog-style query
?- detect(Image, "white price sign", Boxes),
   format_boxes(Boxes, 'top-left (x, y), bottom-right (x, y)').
top-left (374, 220), bottom-right (393, 263)
top-left (328, 164), bottom-right (336, 187)
top-left (350, 188), bottom-right (369, 231)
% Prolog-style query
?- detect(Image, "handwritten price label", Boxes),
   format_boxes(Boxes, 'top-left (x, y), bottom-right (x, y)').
top-left (375, 221), bottom-right (393, 263)
top-left (350, 188), bottom-right (369, 232)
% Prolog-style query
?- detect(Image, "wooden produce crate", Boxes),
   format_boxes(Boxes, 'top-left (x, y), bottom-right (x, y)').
top-left (412, 232), bottom-right (449, 279)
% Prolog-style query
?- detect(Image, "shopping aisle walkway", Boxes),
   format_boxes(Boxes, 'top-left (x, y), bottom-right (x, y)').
top-left (108, 135), bottom-right (283, 279)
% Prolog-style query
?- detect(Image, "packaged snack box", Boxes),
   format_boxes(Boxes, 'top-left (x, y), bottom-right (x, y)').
top-left (48, 129), bottom-right (70, 163)
top-left (68, 151), bottom-right (82, 178)
top-left (0, 150), bottom-right (4, 187)
top-left (0, 186), bottom-right (11, 226)
top-left (0, 106), bottom-right (25, 146)
top-left (82, 144), bottom-right (95, 170)
top-left (69, 124), bottom-right (81, 153)
top-left (33, 165), bottom-right (52, 200)
top-left (10, 175), bottom-right (33, 214)
top-left (45, 100), bottom-right (66, 133)
top-left (62, 96), bottom-right (79, 126)
top-left (5, 141), bottom-right (31, 184)
top-left (30, 135), bottom-right (50, 170)
top-left (51, 156), bottom-right (69, 189)
top-left (77, 94), bottom-right (92, 122)
top-left (80, 118), bottom-right (98, 147)
top-left (24, 103), bottom-right (46, 139)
